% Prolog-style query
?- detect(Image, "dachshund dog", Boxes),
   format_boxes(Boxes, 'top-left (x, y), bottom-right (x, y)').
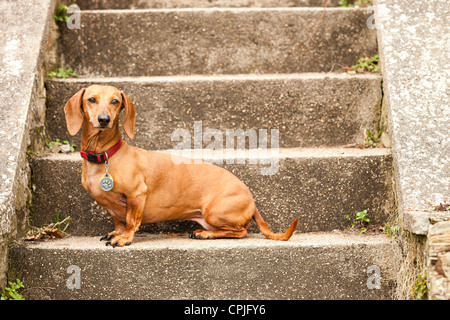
top-left (64, 85), bottom-right (298, 247)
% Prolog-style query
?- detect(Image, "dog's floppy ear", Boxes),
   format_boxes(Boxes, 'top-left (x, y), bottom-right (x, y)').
top-left (64, 88), bottom-right (86, 136)
top-left (121, 91), bottom-right (136, 139)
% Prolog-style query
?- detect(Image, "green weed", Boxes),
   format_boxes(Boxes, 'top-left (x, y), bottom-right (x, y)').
top-left (48, 138), bottom-right (76, 152)
top-left (346, 209), bottom-right (370, 234)
top-left (54, 5), bottom-right (69, 23)
top-left (48, 67), bottom-right (77, 79)
top-left (412, 274), bottom-right (428, 300)
top-left (339, 0), bottom-right (371, 7)
top-left (383, 221), bottom-right (400, 239)
top-left (1, 279), bottom-right (24, 300)
top-left (352, 55), bottom-right (380, 73)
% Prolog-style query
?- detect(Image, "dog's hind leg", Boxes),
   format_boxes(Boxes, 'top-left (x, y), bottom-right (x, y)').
top-left (189, 227), bottom-right (248, 240)
top-left (188, 197), bottom-right (253, 240)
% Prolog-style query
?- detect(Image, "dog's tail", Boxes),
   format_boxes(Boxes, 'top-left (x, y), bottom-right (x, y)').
top-left (253, 208), bottom-right (298, 241)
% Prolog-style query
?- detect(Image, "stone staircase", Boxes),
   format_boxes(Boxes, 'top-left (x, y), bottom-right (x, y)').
top-left (11, 0), bottom-right (401, 299)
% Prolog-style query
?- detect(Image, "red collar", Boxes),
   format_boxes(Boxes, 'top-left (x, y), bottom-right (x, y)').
top-left (80, 138), bottom-right (123, 163)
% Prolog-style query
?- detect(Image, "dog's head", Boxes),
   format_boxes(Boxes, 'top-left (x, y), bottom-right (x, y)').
top-left (64, 85), bottom-right (136, 139)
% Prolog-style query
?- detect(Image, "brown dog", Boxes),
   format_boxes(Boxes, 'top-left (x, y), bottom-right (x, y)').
top-left (64, 85), bottom-right (298, 247)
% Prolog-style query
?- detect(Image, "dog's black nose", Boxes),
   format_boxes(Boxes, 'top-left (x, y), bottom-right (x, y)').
top-left (98, 114), bottom-right (110, 127)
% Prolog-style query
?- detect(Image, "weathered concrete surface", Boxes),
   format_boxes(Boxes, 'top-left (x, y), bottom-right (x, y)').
top-left (10, 232), bottom-right (400, 300)
top-left (75, 0), bottom-right (350, 9)
top-left (427, 221), bottom-right (450, 300)
top-left (46, 74), bottom-right (382, 150)
top-left (30, 148), bottom-right (393, 236)
top-left (59, 8), bottom-right (377, 76)
top-left (376, 0), bottom-right (449, 218)
top-left (0, 0), bottom-right (54, 291)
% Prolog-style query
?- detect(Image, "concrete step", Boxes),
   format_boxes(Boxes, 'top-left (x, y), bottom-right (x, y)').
top-left (46, 73), bottom-right (382, 150)
top-left (75, 0), bottom-right (348, 10)
top-left (30, 148), bottom-right (393, 236)
top-left (59, 8), bottom-right (377, 76)
top-left (10, 232), bottom-right (400, 300)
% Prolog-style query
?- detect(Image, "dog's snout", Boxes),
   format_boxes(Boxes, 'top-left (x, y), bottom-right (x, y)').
top-left (98, 114), bottom-right (110, 127)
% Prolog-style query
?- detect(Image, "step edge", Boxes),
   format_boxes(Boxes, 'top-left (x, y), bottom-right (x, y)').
top-left (37, 147), bottom-right (392, 161)
top-left (79, 7), bottom-right (363, 14)
top-left (16, 232), bottom-right (397, 251)
top-left (47, 72), bottom-right (382, 84)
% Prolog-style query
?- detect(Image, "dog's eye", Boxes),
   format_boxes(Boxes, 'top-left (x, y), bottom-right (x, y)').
top-left (111, 99), bottom-right (119, 105)
top-left (88, 97), bottom-right (97, 104)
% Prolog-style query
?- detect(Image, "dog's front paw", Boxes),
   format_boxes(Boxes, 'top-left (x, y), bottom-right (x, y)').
top-left (106, 234), bottom-right (133, 248)
top-left (100, 229), bottom-right (124, 242)
top-left (100, 234), bottom-right (114, 241)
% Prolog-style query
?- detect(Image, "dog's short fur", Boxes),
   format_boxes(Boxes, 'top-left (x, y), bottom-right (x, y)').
top-left (64, 85), bottom-right (298, 247)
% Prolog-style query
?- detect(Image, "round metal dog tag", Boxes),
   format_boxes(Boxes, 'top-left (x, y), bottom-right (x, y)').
top-left (100, 173), bottom-right (114, 191)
